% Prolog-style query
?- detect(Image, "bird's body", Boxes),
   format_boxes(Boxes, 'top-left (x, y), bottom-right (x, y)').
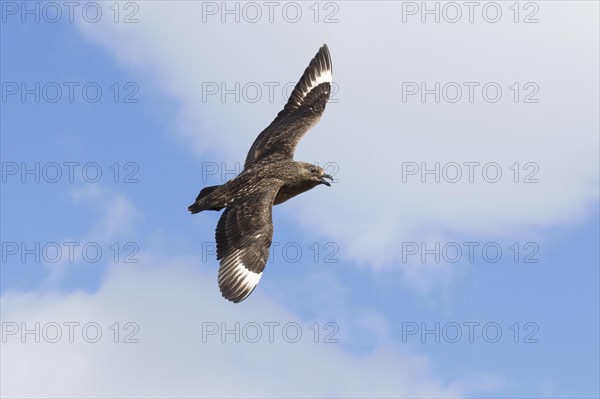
top-left (189, 160), bottom-right (328, 213)
top-left (188, 44), bottom-right (333, 303)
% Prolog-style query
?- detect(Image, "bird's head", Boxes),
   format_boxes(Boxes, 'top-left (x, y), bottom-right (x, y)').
top-left (298, 162), bottom-right (334, 187)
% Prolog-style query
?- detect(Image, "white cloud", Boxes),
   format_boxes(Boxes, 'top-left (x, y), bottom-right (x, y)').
top-left (1, 253), bottom-right (470, 398)
top-left (69, 185), bottom-right (142, 243)
top-left (74, 2), bottom-right (599, 270)
top-left (42, 186), bottom-right (142, 284)
top-left (1, 186), bottom-right (496, 398)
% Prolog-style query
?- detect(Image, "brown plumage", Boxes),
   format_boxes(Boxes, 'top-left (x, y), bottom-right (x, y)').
top-left (188, 44), bottom-right (333, 303)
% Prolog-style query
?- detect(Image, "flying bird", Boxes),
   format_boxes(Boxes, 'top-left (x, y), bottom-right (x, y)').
top-left (188, 44), bottom-right (334, 303)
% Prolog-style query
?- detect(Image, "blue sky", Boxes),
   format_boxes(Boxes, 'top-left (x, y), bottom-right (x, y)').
top-left (1, 1), bottom-right (599, 397)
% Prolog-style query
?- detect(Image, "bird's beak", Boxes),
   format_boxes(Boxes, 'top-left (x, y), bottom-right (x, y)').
top-left (319, 174), bottom-right (333, 186)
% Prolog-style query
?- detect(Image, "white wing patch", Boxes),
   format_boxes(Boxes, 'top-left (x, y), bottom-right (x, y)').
top-left (218, 252), bottom-right (263, 302)
top-left (298, 66), bottom-right (332, 104)
top-left (308, 67), bottom-right (333, 91)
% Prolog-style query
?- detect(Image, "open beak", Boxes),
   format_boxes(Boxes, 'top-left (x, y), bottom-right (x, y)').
top-left (319, 174), bottom-right (333, 187)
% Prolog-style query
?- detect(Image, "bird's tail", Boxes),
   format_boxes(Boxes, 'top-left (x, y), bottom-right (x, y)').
top-left (188, 185), bottom-right (223, 214)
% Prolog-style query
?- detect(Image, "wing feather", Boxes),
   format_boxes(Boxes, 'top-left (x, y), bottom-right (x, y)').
top-left (215, 180), bottom-right (283, 303)
top-left (244, 44), bottom-right (332, 169)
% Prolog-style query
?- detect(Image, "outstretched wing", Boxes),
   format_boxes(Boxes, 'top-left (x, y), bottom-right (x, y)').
top-left (244, 44), bottom-right (332, 169)
top-left (215, 180), bottom-right (283, 303)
